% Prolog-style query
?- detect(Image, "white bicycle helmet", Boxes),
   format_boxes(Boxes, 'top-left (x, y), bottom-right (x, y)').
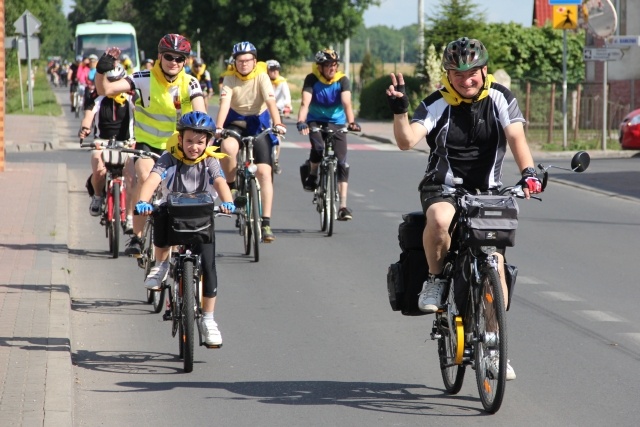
top-left (266, 59), bottom-right (280, 70)
top-left (232, 41), bottom-right (257, 59)
top-left (106, 65), bottom-right (126, 82)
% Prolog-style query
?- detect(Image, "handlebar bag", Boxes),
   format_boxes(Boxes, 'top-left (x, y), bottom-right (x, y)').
top-left (155, 192), bottom-right (215, 246)
top-left (462, 195), bottom-right (519, 247)
top-left (102, 149), bottom-right (128, 168)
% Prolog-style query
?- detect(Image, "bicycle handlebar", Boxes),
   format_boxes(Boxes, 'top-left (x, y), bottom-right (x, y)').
top-left (309, 126), bottom-right (349, 134)
top-left (220, 127), bottom-right (280, 143)
top-left (80, 138), bottom-right (136, 149)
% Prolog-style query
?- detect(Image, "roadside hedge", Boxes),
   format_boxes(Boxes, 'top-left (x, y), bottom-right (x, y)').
top-left (358, 74), bottom-right (424, 120)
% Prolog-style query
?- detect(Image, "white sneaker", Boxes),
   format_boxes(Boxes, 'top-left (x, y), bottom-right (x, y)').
top-left (89, 195), bottom-right (103, 216)
top-left (488, 355), bottom-right (517, 381)
top-left (124, 216), bottom-right (134, 234)
top-left (418, 277), bottom-right (447, 313)
top-left (144, 261), bottom-right (169, 290)
top-left (201, 320), bottom-right (222, 346)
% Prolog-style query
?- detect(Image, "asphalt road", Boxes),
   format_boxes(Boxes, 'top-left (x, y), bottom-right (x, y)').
top-left (9, 93), bottom-right (640, 425)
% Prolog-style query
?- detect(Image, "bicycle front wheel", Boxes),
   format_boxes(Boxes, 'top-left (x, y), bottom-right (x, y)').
top-left (326, 162), bottom-right (336, 237)
top-left (249, 179), bottom-right (260, 262)
top-left (110, 183), bottom-right (121, 259)
top-left (474, 264), bottom-right (507, 413)
top-left (438, 281), bottom-right (466, 393)
top-left (143, 219), bottom-right (156, 303)
top-left (181, 259), bottom-right (196, 373)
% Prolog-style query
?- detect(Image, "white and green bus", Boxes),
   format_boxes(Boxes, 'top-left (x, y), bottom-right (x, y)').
top-left (75, 20), bottom-right (141, 72)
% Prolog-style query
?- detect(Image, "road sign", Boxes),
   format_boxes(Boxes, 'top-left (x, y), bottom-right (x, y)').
top-left (549, 0), bottom-right (581, 4)
top-left (583, 47), bottom-right (624, 61)
top-left (605, 35), bottom-right (640, 47)
top-left (13, 10), bottom-right (41, 36)
top-left (553, 5), bottom-right (578, 30)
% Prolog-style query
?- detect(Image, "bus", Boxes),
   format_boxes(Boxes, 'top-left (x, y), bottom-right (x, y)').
top-left (75, 20), bottom-right (141, 72)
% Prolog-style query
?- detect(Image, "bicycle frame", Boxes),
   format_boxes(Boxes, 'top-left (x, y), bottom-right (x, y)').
top-left (311, 126), bottom-right (343, 236)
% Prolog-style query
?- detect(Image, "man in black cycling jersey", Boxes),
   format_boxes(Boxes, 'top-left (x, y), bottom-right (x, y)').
top-left (387, 37), bottom-right (542, 380)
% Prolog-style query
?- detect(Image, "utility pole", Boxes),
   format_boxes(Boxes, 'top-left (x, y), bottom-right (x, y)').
top-left (418, 0), bottom-right (425, 73)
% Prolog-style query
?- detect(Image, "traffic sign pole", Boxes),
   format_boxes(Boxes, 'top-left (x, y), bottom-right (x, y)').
top-left (562, 29), bottom-right (568, 150)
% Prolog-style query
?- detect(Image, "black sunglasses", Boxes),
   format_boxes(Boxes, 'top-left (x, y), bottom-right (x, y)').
top-left (162, 53), bottom-right (186, 63)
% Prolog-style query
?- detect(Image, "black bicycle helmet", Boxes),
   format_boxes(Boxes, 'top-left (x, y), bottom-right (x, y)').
top-left (442, 37), bottom-right (489, 71)
top-left (315, 49), bottom-right (339, 64)
top-left (177, 111), bottom-right (216, 137)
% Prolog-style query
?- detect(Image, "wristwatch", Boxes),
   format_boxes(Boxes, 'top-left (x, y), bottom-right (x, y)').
top-left (521, 167), bottom-right (537, 177)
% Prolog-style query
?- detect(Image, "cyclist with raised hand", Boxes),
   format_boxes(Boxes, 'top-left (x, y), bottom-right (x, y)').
top-left (296, 49), bottom-right (361, 221)
top-left (95, 33), bottom-right (206, 256)
top-left (190, 57), bottom-right (214, 109)
top-left (216, 41), bottom-right (286, 243)
top-left (386, 37), bottom-right (542, 380)
top-left (136, 111), bottom-right (235, 347)
top-left (79, 64), bottom-right (135, 220)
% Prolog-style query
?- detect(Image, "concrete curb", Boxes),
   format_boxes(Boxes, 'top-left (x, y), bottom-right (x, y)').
top-left (45, 164), bottom-right (73, 426)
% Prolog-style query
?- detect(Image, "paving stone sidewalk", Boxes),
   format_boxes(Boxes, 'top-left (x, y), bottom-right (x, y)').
top-left (0, 114), bottom-right (72, 425)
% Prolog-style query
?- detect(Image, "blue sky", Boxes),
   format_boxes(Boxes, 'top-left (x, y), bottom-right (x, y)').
top-left (363, 0), bottom-right (534, 28)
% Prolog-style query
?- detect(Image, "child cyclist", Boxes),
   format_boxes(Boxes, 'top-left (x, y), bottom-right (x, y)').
top-left (135, 111), bottom-right (235, 346)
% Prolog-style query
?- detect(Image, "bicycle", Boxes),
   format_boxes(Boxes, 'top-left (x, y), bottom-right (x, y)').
top-left (222, 127), bottom-right (277, 262)
top-left (113, 148), bottom-right (163, 309)
top-left (309, 125), bottom-right (347, 237)
top-left (429, 151), bottom-right (590, 413)
top-left (146, 201), bottom-right (229, 373)
top-left (74, 84), bottom-right (85, 118)
top-left (81, 137), bottom-right (136, 258)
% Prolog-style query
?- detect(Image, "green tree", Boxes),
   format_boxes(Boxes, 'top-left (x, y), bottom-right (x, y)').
top-left (69, 0), bottom-right (378, 67)
top-left (350, 24), bottom-right (418, 63)
top-left (423, 0), bottom-right (487, 54)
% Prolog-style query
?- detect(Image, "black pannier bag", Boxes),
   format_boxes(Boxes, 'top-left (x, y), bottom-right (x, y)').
top-left (387, 211), bottom-right (429, 316)
top-left (154, 192), bottom-right (215, 247)
top-left (462, 195), bottom-right (519, 247)
top-left (398, 211), bottom-right (425, 251)
top-left (387, 249), bottom-right (430, 316)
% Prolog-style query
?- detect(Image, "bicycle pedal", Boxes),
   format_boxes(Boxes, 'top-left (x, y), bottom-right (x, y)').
top-left (162, 310), bottom-right (172, 321)
top-left (203, 343), bottom-right (222, 349)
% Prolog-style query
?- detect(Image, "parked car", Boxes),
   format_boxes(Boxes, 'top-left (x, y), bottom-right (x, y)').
top-left (619, 108), bottom-right (640, 150)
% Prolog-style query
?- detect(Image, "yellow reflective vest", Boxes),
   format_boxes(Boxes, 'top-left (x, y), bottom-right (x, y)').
top-left (134, 72), bottom-right (194, 150)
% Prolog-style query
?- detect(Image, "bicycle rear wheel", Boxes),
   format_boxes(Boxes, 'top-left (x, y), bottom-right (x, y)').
top-left (474, 264), bottom-right (507, 413)
top-left (438, 282), bottom-right (466, 393)
top-left (110, 183), bottom-right (121, 259)
top-left (181, 259), bottom-right (196, 373)
top-left (249, 179), bottom-right (261, 262)
top-left (326, 163), bottom-right (336, 237)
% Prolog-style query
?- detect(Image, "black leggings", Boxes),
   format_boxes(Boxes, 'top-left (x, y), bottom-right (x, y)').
top-left (194, 240), bottom-right (218, 298)
top-left (308, 121), bottom-right (349, 182)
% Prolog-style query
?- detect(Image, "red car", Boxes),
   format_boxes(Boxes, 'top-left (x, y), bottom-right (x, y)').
top-left (619, 108), bottom-right (640, 149)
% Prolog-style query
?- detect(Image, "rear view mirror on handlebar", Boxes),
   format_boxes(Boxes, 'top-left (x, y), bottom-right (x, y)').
top-left (570, 151), bottom-right (590, 173)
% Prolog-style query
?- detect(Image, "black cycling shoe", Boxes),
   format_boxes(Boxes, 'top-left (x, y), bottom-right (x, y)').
top-left (124, 236), bottom-right (143, 256)
top-left (303, 175), bottom-right (317, 192)
top-left (337, 207), bottom-right (353, 221)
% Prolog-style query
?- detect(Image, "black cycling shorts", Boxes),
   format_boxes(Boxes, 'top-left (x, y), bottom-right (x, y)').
top-left (226, 124), bottom-right (273, 166)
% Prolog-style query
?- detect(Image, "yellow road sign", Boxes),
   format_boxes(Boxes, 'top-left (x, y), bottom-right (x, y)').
top-left (553, 5), bottom-right (578, 30)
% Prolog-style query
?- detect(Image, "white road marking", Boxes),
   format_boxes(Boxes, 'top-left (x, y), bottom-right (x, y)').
top-left (575, 310), bottom-right (624, 322)
top-left (537, 291), bottom-right (584, 302)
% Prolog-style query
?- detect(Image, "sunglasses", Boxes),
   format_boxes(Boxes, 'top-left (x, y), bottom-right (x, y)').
top-left (162, 54), bottom-right (186, 63)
